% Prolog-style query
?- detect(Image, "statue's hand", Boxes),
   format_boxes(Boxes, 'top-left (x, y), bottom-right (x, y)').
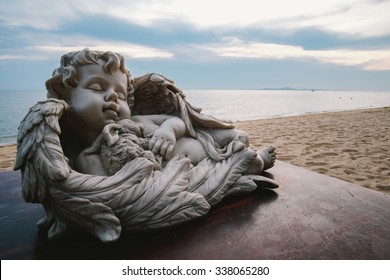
top-left (149, 128), bottom-right (176, 159)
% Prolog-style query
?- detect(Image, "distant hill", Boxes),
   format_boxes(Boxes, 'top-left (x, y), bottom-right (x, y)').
top-left (255, 87), bottom-right (324, 91)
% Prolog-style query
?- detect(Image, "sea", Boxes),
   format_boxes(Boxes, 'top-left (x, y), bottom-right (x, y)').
top-left (1, 89), bottom-right (390, 146)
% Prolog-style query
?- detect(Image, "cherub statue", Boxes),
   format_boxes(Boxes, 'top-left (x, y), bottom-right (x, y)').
top-left (14, 49), bottom-right (277, 242)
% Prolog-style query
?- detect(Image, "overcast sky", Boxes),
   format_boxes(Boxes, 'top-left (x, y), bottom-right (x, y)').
top-left (1, 0), bottom-right (390, 91)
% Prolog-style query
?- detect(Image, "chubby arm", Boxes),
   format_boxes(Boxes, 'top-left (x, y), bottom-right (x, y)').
top-left (131, 115), bottom-right (186, 159)
top-left (76, 152), bottom-right (108, 176)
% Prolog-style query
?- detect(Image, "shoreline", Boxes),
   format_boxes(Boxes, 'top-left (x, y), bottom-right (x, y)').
top-left (231, 105), bottom-right (390, 123)
top-left (1, 107), bottom-right (389, 193)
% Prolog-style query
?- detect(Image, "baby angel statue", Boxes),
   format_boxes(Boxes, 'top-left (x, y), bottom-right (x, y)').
top-left (14, 49), bottom-right (277, 242)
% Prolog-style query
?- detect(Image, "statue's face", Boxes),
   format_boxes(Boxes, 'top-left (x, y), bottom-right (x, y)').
top-left (69, 61), bottom-right (131, 144)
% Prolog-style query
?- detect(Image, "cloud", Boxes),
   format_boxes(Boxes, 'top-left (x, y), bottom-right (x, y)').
top-left (35, 44), bottom-right (173, 59)
top-left (199, 38), bottom-right (390, 70)
top-left (269, 0), bottom-right (390, 38)
top-left (92, 0), bottom-right (390, 39)
top-left (0, 55), bottom-right (25, 60)
top-left (0, 33), bottom-right (173, 61)
top-left (1, 0), bottom-right (389, 38)
top-left (0, 0), bottom-right (78, 30)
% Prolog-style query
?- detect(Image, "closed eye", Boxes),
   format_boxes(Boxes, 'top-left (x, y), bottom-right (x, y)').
top-left (117, 91), bottom-right (127, 100)
top-left (116, 85), bottom-right (128, 100)
top-left (88, 83), bottom-right (103, 91)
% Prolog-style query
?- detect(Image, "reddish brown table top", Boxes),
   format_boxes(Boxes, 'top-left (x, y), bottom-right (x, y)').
top-left (1, 161), bottom-right (389, 259)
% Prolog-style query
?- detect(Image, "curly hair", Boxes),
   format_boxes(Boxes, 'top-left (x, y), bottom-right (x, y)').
top-left (45, 48), bottom-right (134, 108)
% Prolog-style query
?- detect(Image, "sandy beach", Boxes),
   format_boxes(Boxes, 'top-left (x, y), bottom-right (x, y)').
top-left (0, 144), bottom-right (16, 171)
top-left (1, 107), bottom-right (389, 193)
top-left (236, 107), bottom-right (390, 193)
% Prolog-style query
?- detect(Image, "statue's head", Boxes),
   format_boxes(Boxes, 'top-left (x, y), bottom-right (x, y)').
top-left (46, 49), bottom-right (135, 148)
top-left (45, 48), bottom-right (135, 109)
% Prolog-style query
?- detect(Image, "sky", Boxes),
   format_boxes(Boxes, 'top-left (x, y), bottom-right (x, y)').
top-left (0, 0), bottom-right (390, 91)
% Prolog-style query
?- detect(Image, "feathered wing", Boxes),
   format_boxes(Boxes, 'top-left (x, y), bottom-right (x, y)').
top-left (49, 157), bottom-right (210, 239)
top-left (107, 156), bottom-right (210, 231)
top-left (14, 98), bottom-right (71, 203)
top-left (132, 73), bottom-right (234, 137)
top-left (187, 147), bottom-right (257, 206)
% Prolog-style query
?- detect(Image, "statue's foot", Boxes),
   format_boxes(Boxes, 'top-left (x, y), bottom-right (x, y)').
top-left (258, 146), bottom-right (276, 170)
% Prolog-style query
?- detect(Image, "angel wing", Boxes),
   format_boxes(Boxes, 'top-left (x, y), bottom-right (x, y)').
top-left (14, 98), bottom-right (71, 203)
top-left (132, 73), bottom-right (234, 138)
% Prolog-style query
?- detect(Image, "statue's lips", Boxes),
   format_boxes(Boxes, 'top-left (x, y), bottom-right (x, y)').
top-left (103, 103), bottom-right (119, 116)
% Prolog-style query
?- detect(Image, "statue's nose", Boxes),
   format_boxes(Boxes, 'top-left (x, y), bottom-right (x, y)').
top-left (104, 90), bottom-right (118, 102)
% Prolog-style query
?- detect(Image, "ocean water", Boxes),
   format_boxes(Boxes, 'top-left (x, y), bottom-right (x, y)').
top-left (0, 90), bottom-right (47, 145)
top-left (1, 89), bottom-right (390, 145)
top-left (185, 90), bottom-right (390, 122)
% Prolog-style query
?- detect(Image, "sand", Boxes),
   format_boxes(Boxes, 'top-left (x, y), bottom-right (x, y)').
top-left (236, 107), bottom-right (390, 193)
top-left (1, 107), bottom-right (389, 193)
top-left (0, 144), bottom-right (16, 171)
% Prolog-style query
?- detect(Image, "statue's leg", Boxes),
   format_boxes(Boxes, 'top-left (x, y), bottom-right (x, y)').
top-left (235, 129), bottom-right (249, 147)
top-left (244, 145), bottom-right (276, 174)
top-left (258, 145), bottom-right (276, 170)
top-left (208, 128), bottom-right (249, 147)
top-left (173, 137), bottom-right (208, 165)
top-left (244, 156), bottom-right (263, 175)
